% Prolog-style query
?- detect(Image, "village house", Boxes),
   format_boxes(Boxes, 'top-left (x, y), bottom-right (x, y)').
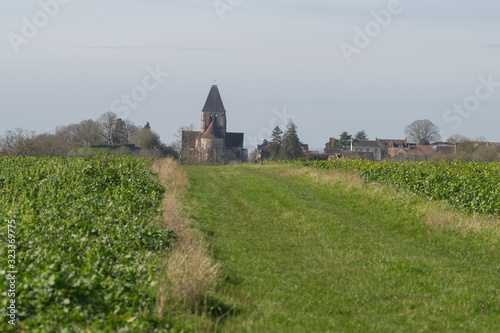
top-left (377, 138), bottom-right (410, 159)
top-left (323, 138), bottom-right (381, 161)
top-left (350, 139), bottom-right (382, 161)
top-left (323, 136), bottom-right (461, 161)
top-left (386, 142), bottom-right (457, 159)
top-left (301, 144), bottom-right (320, 156)
top-left (324, 138), bottom-right (343, 158)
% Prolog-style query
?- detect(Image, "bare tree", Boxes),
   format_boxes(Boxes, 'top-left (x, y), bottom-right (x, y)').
top-left (52, 125), bottom-right (71, 148)
top-left (123, 119), bottom-right (139, 144)
top-left (97, 112), bottom-right (118, 144)
top-left (0, 128), bottom-right (37, 156)
top-left (77, 119), bottom-right (102, 145)
top-left (447, 134), bottom-right (467, 144)
top-left (32, 133), bottom-right (71, 157)
top-left (130, 126), bottom-right (160, 149)
top-left (404, 119), bottom-right (441, 145)
top-left (472, 145), bottom-right (499, 162)
top-left (54, 120), bottom-right (102, 147)
top-left (172, 124), bottom-right (196, 152)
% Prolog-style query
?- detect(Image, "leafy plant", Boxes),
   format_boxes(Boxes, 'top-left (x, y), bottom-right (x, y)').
top-left (0, 156), bottom-right (175, 331)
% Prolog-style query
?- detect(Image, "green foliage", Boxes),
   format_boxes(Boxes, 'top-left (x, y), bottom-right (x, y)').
top-left (333, 131), bottom-right (352, 150)
top-left (281, 159), bottom-right (500, 215)
top-left (269, 126), bottom-right (283, 161)
top-left (0, 156), bottom-right (175, 331)
top-left (158, 144), bottom-right (179, 158)
top-left (134, 127), bottom-right (178, 158)
top-left (354, 130), bottom-right (368, 141)
top-left (112, 118), bottom-right (127, 144)
top-left (278, 121), bottom-right (303, 161)
top-left (418, 138), bottom-right (430, 146)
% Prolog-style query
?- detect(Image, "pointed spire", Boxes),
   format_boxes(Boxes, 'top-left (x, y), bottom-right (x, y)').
top-left (202, 84), bottom-right (226, 112)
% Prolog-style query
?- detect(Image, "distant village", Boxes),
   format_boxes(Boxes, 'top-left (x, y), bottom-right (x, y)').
top-left (180, 85), bottom-right (500, 164)
top-left (295, 138), bottom-right (499, 162)
top-left (1, 84), bottom-right (499, 164)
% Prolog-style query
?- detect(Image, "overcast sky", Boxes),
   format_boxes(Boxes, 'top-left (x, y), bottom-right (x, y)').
top-left (1, 0), bottom-right (499, 150)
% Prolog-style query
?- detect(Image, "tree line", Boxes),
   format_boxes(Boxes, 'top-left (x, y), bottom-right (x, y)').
top-left (0, 112), bottom-right (176, 158)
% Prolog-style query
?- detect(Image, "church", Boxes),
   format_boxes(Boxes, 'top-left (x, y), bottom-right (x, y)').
top-left (181, 85), bottom-right (247, 164)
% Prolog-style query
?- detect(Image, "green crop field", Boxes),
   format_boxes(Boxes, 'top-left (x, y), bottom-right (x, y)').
top-left (281, 159), bottom-right (500, 215)
top-left (1, 158), bottom-right (499, 332)
top-left (0, 156), bottom-right (174, 332)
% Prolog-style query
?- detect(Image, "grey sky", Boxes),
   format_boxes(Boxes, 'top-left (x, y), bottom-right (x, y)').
top-left (1, 0), bottom-right (499, 150)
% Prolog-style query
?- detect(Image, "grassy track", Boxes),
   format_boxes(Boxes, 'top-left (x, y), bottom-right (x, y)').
top-left (183, 164), bottom-right (500, 332)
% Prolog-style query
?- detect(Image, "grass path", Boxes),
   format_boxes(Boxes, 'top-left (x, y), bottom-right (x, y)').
top-left (182, 164), bottom-right (500, 332)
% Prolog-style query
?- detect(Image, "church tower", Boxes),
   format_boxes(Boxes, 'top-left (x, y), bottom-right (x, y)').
top-left (181, 83), bottom-right (246, 164)
top-left (200, 84), bottom-right (227, 142)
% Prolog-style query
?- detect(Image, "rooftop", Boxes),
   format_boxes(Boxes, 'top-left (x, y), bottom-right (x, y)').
top-left (202, 85), bottom-right (226, 113)
top-left (352, 140), bottom-right (381, 148)
top-left (202, 120), bottom-right (224, 139)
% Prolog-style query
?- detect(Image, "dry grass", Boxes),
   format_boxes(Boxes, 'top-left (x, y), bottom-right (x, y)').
top-left (274, 165), bottom-right (500, 234)
top-left (424, 206), bottom-right (499, 233)
top-left (152, 158), bottom-right (220, 316)
top-left (152, 158), bottom-right (188, 233)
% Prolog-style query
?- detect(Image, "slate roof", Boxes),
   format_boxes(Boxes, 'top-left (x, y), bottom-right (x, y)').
top-left (202, 85), bottom-right (226, 113)
top-left (226, 132), bottom-right (244, 148)
top-left (378, 139), bottom-right (409, 150)
top-left (351, 140), bottom-right (381, 148)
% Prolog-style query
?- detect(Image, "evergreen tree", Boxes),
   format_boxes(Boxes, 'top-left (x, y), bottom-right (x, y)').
top-left (334, 131), bottom-right (352, 150)
top-left (354, 130), bottom-right (368, 141)
top-left (269, 126), bottom-right (283, 160)
top-left (112, 118), bottom-right (127, 144)
top-left (418, 138), bottom-right (430, 146)
top-left (279, 121), bottom-right (304, 160)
